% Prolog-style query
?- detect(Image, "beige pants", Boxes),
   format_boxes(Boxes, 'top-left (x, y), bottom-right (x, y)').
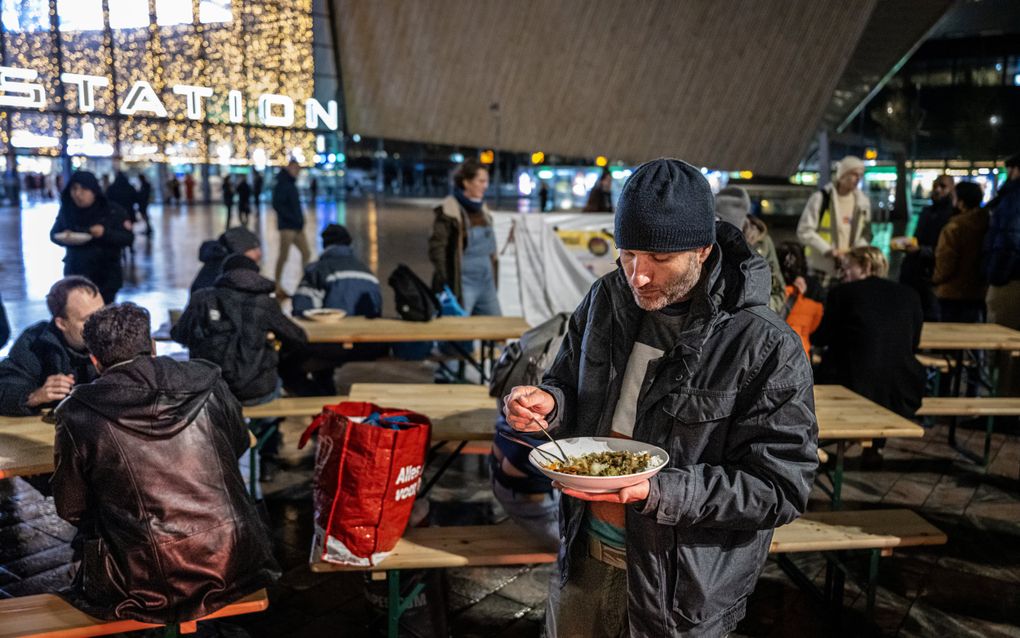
top-left (274, 228), bottom-right (312, 286)
top-left (987, 280), bottom-right (1020, 396)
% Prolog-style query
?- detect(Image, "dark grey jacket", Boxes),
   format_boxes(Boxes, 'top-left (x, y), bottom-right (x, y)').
top-left (538, 222), bottom-right (817, 637)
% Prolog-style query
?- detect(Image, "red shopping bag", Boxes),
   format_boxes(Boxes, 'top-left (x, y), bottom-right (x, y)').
top-left (298, 401), bottom-right (431, 566)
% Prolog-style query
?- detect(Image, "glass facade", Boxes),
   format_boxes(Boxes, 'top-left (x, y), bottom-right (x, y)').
top-left (0, 0), bottom-right (340, 180)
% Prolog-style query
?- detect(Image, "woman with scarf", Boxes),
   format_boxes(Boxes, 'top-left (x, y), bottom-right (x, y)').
top-left (428, 159), bottom-right (501, 316)
top-left (50, 171), bottom-right (134, 303)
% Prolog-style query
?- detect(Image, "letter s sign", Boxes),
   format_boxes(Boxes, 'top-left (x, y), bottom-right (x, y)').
top-left (0, 66), bottom-right (45, 109)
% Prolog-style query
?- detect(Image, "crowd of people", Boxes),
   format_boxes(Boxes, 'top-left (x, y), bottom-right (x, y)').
top-left (0, 148), bottom-right (1018, 634)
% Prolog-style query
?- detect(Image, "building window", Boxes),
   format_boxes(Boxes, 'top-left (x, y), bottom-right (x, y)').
top-left (2, 0), bottom-right (50, 32)
top-left (57, 0), bottom-right (104, 31)
top-left (199, 0), bottom-right (232, 24)
top-left (108, 0), bottom-right (151, 29)
top-left (155, 0), bottom-right (193, 26)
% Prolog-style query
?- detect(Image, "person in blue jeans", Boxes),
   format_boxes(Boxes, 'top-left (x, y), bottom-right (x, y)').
top-left (491, 405), bottom-right (560, 548)
top-left (428, 159), bottom-right (501, 316)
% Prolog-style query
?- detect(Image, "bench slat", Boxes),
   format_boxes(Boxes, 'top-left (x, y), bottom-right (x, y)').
top-left (312, 522), bottom-right (556, 573)
top-left (0, 589), bottom-right (268, 638)
top-left (311, 510), bottom-right (945, 573)
top-left (917, 397), bottom-right (1020, 417)
top-left (771, 509), bottom-right (947, 553)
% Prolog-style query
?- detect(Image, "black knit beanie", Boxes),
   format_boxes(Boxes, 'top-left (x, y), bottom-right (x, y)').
top-left (321, 223), bottom-right (352, 247)
top-left (614, 159), bottom-right (716, 252)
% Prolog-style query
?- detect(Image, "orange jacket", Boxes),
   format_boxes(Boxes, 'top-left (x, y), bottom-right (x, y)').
top-left (783, 286), bottom-right (823, 355)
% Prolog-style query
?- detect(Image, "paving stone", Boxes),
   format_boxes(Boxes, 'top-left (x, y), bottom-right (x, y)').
top-left (3, 542), bottom-right (74, 579)
top-left (25, 512), bottom-right (77, 543)
top-left (448, 566), bottom-right (530, 604)
top-left (496, 565), bottom-right (555, 607)
top-left (0, 523), bottom-right (66, 563)
top-left (0, 564), bottom-right (74, 597)
top-left (449, 592), bottom-right (531, 638)
top-left (494, 617), bottom-right (543, 638)
top-left (0, 566), bottom-right (20, 588)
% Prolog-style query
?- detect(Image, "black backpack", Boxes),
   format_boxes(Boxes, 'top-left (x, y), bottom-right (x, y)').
top-left (388, 264), bottom-right (440, 322)
top-left (489, 312), bottom-right (571, 398)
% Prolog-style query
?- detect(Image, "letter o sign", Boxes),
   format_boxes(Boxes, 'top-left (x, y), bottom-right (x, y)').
top-left (258, 94), bottom-right (295, 127)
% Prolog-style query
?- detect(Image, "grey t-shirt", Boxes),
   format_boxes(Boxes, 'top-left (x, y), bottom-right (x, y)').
top-left (609, 301), bottom-right (690, 437)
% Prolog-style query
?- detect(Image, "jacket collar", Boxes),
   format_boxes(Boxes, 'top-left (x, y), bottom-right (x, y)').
top-left (214, 268), bottom-right (276, 294)
top-left (440, 195), bottom-right (492, 223)
top-left (322, 244), bottom-right (354, 258)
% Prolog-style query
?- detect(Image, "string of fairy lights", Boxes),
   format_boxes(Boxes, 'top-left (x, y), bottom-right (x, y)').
top-left (0, 0), bottom-right (318, 167)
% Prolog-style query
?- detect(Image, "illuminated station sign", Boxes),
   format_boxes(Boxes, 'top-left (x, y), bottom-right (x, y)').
top-left (0, 65), bottom-right (339, 131)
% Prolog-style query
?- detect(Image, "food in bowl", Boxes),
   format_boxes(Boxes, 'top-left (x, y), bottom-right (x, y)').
top-left (529, 437), bottom-right (669, 493)
top-left (302, 308), bottom-right (347, 322)
top-left (542, 450), bottom-right (663, 477)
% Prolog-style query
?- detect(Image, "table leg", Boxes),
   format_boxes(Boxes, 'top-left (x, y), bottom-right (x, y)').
top-left (388, 571), bottom-right (400, 638)
top-left (866, 548), bottom-right (880, 617)
top-left (420, 441), bottom-right (468, 498)
top-left (831, 441), bottom-right (845, 511)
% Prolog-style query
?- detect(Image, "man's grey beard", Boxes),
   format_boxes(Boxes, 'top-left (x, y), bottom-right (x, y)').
top-left (629, 253), bottom-right (703, 311)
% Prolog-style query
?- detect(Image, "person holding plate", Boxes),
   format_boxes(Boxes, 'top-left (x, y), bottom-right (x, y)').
top-left (504, 159), bottom-right (818, 637)
top-left (50, 171), bottom-right (135, 303)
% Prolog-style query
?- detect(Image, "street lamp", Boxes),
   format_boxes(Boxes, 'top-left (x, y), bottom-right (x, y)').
top-left (490, 101), bottom-right (501, 208)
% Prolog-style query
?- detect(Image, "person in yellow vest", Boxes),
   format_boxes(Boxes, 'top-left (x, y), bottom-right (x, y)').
top-left (796, 155), bottom-right (872, 283)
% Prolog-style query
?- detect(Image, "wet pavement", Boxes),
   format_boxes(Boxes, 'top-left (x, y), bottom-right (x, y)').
top-left (0, 198), bottom-right (1019, 636)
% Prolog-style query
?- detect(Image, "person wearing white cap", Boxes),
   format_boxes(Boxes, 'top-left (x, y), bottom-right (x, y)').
top-left (796, 155), bottom-right (872, 281)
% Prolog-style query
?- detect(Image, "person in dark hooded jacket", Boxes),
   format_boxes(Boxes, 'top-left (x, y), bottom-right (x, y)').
top-left (173, 254), bottom-right (306, 404)
top-left (504, 159), bottom-right (817, 638)
top-left (51, 171), bottom-right (134, 303)
top-left (105, 172), bottom-right (139, 221)
top-left (52, 302), bottom-right (279, 624)
top-left (0, 293), bottom-right (9, 351)
top-left (189, 226), bottom-right (263, 294)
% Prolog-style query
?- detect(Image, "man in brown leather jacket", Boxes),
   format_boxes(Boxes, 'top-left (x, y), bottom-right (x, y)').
top-left (52, 302), bottom-right (279, 624)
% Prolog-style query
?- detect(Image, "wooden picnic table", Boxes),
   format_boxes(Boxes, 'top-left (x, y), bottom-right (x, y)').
top-left (919, 322), bottom-right (1020, 351)
top-left (0, 384), bottom-right (922, 491)
top-left (0, 418), bottom-right (55, 480)
top-left (293, 316), bottom-right (529, 344)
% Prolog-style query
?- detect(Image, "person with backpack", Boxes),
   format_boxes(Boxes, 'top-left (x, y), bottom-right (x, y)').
top-left (428, 159), bottom-right (501, 316)
top-left (488, 313), bottom-right (570, 548)
top-left (715, 185), bottom-right (786, 313)
top-left (796, 156), bottom-right (872, 284)
top-left (172, 254), bottom-right (307, 478)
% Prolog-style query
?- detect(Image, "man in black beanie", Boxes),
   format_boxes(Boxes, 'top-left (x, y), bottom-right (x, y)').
top-left (504, 158), bottom-right (818, 637)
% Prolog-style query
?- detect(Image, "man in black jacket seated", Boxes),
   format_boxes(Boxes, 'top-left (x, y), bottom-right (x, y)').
top-left (504, 159), bottom-right (818, 637)
top-left (52, 302), bottom-right (279, 624)
top-left (0, 277), bottom-right (104, 416)
top-left (173, 254), bottom-right (307, 479)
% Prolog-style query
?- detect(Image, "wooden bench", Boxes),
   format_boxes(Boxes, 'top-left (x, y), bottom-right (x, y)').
top-left (0, 588), bottom-right (269, 638)
top-left (916, 397), bottom-right (1020, 466)
top-left (915, 353), bottom-right (953, 374)
top-left (311, 510), bottom-right (944, 636)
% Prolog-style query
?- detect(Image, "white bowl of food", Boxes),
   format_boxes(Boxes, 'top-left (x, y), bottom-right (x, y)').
top-left (528, 436), bottom-right (668, 493)
top-left (53, 230), bottom-right (94, 246)
top-left (302, 308), bottom-right (347, 322)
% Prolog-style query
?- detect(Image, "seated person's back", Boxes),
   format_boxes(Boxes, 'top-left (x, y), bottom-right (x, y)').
top-left (292, 223), bottom-right (382, 318)
top-left (0, 276), bottom-right (103, 416)
top-left (812, 246), bottom-right (924, 419)
top-left (52, 303), bottom-right (279, 624)
top-left (173, 255), bottom-right (307, 403)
